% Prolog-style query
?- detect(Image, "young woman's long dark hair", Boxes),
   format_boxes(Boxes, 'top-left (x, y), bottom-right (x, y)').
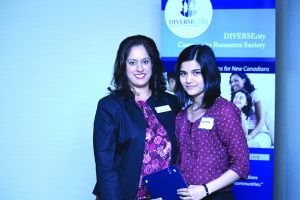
top-left (109, 35), bottom-right (166, 98)
top-left (174, 44), bottom-right (221, 108)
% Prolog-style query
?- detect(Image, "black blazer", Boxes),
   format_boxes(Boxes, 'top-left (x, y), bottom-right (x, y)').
top-left (93, 92), bottom-right (181, 200)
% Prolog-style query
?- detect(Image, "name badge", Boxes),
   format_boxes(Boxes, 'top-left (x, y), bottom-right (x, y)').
top-left (198, 117), bottom-right (214, 130)
top-left (155, 105), bottom-right (171, 113)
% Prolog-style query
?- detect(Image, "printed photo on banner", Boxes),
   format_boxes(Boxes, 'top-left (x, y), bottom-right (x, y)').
top-left (220, 73), bottom-right (275, 148)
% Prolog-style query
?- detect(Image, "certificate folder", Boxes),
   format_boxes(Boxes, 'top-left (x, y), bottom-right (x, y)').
top-left (142, 165), bottom-right (187, 200)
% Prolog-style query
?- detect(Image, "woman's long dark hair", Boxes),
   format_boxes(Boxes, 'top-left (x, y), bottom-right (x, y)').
top-left (109, 35), bottom-right (166, 98)
top-left (174, 44), bottom-right (221, 108)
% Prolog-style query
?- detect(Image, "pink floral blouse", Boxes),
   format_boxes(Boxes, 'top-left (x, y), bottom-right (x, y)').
top-left (136, 101), bottom-right (172, 199)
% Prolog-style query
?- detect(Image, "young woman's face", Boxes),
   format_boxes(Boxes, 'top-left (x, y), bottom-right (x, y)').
top-left (233, 91), bottom-right (247, 110)
top-left (126, 45), bottom-right (152, 90)
top-left (230, 74), bottom-right (245, 91)
top-left (179, 60), bottom-right (204, 99)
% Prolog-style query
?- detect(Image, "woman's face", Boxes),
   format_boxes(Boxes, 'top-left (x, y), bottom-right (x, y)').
top-left (126, 45), bottom-right (152, 91)
top-left (230, 74), bottom-right (245, 91)
top-left (233, 91), bottom-right (247, 110)
top-left (179, 60), bottom-right (204, 99)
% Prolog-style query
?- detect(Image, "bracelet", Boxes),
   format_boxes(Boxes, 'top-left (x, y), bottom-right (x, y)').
top-left (202, 184), bottom-right (209, 196)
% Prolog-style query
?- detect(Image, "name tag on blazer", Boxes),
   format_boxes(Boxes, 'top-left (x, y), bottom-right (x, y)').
top-left (155, 105), bottom-right (171, 113)
top-left (198, 117), bottom-right (214, 130)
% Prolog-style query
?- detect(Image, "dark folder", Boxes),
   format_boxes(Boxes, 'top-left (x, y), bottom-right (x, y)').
top-left (142, 165), bottom-right (188, 200)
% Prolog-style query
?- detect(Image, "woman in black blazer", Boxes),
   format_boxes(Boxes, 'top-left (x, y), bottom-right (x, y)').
top-left (93, 35), bottom-right (181, 200)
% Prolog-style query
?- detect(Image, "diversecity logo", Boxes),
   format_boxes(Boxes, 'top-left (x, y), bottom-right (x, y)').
top-left (165, 0), bottom-right (213, 38)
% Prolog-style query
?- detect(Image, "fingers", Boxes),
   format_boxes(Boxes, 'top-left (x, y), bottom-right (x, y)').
top-left (177, 188), bottom-right (192, 199)
top-left (177, 188), bottom-right (189, 194)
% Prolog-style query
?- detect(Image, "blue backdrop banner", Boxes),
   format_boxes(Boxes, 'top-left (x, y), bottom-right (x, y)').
top-left (161, 0), bottom-right (275, 199)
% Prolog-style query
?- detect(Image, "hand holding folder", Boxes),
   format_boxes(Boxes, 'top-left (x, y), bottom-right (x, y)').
top-left (142, 165), bottom-right (188, 200)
